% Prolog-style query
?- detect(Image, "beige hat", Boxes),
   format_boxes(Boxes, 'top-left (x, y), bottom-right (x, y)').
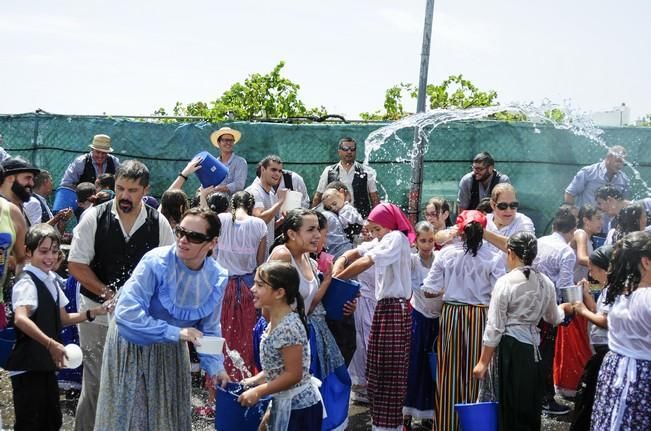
top-left (89, 134), bottom-right (113, 153)
top-left (210, 127), bottom-right (242, 148)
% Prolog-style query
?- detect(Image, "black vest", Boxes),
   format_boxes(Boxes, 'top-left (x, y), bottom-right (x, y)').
top-left (469, 170), bottom-right (502, 210)
top-left (80, 201), bottom-right (160, 303)
top-left (35, 194), bottom-right (51, 223)
top-left (326, 162), bottom-right (371, 218)
top-left (79, 153), bottom-right (116, 185)
top-left (282, 171), bottom-right (294, 190)
top-left (5, 271), bottom-right (62, 371)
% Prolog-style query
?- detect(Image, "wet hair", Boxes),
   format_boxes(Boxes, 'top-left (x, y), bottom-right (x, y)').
top-left (315, 210), bottom-right (328, 230)
top-left (604, 231), bottom-right (651, 305)
top-left (490, 183), bottom-right (516, 203)
top-left (415, 220), bottom-right (434, 236)
top-left (94, 190), bottom-right (113, 206)
top-left (613, 203), bottom-right (645, 242)
top-left (160, 189), bottom-right (188, 226)
top-left (76, 182), bottom-right (96, 203)
top-left (577, 205), bottom-right (601, 229)
top-left (270, 208), bottom-right (318, 251)
top-left (33, 170), bottom-right (52, 190)
top-left (607, 145), bottom-right (626, 159)
top-left (96, 173), bottom-right (115, 191)
top-left (476, 197), bottom-right (493, 214)
top-left (425, 197), bottom-right (453, 226)
top-left (589, 245), bottom-right (614, 272)
top-left (595, 185), bottom-right (623, 202)
top-left (552, 207), bottom-right (577, 233)
top-left (259, 154), bottom-right (283, 170)
top-left (507, 231), bottom-right (538, 279)
top-left (25, 223), bottom-right (61, 253)
top-left (338, 137), bottom-right (357, 148)
top-left (473, 152), bottom-right (495, 167)
top-left (207, 192), bottom-right (230, 214)
top-left (115, 160), bottom-right (150, 187)
top-left (462, 222), bottom-right (484, 257)
top-left (181, 207), bottom-right (221, 239)
top-left (256, 261), bottom-right (309, 336)
top-left (230, 191), bottom-right (255, 221)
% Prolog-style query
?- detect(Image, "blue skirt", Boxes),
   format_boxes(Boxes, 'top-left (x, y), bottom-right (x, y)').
top-left (403, 308), bottom-right (438, 419)
top-left (286, 401), bottom-right (324, 431)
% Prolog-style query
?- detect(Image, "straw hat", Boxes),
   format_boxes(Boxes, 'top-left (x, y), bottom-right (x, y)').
top-left (210, 127), bottom-right (241, 147)
top-left (89, 134), bottom-right (113, 153)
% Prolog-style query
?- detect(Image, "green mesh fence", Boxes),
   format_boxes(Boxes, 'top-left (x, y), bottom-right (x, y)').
top-left (1, 113), bottom-right (650, 235)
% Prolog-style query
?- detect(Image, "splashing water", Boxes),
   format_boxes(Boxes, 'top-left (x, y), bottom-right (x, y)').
top-left (225, 344), bottom-right (252, 379)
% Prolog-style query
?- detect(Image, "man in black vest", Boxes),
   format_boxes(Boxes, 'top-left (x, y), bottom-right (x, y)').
top-left (68, 160), bottom-right (174, 431)
top-left (457, 151), bottom-right (511, 211)
top-left (312, 137), bottom-right (380, 218)
top-left (59, 134), bottom-right (120, 189)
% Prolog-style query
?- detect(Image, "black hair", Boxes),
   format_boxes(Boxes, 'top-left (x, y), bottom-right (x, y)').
top-left (604, 231), bottom-right (651, 305)
top-left (577, 205), bottom-right (601, 229)
top-left (462, 222), bottom-right (484, 257)
top-left (257, 261), bottom-right (309, 336)
top-left (595, 185), bottom-right (623, 202)
top-left (270, 208), bottom-right (318, 252)
top-left (552, 207), bottom-right (577, 233)
top-left (425, 197), bottom-right (454, 226)
top-left (33, 170), bottom-right (52, 190)
top-left (315, 210), bottom-right (328, 230)
top-left (160, 189), bottom-right (188, 226)
top-left (96, 173), bottom-right (115, 191)
top-left (589, 245), bottom-right (614, 272)
top-left (507, 231), bottom-right (538, 279)
top-left (76, 182), bottom-right (96, 203)
top-left (473, 151), bottom-right (495, 167)
top-left (115, 160), bottom-right (150, 187)
top-left (259, 155), bottom-right (283, 170)
top-left (475, 197), bottom-right (493, 214)
top-left (25, 223), bottom-right (61, 253)
top-left (613, 203), bottom-right (645, 242)
top-left (231, 191), bottom-right (256, 221)
top-left (206, 192), bottom-right (230, 214)
top-left (181, 207), bottom-right (221, 239)
top-left (94, 191), bottom-right (113, 206)
top-left (0, 165), bottom-right (4, 186)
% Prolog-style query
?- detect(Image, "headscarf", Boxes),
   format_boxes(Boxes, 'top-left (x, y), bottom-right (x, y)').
top-left (456, 210), bottom-right (487, 230)
top-left (367, 203), bottom-right (416, 244)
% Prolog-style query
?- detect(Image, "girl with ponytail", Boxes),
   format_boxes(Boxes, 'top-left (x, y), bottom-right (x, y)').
top-left (239, 262), bottom-right (323, 430)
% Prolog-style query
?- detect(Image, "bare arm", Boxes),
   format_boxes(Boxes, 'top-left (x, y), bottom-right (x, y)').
top-left (574, 230), bottom-right (590, 267)
top-left (483, 229), bottom-right (508, 253)
top-left (256, 238), bottom-right (267, 266)
top-left (331, 249), bottom-right (362, 277)
top-left (167, 157), bottom-right (202, 191)
top-left (335, 255), bottom-right (374, 280)
top-left (60, 304), bottom-right (109, 327)
top-left (312, 192), bottom-right (323, 208)
top-left (473, 345), bottom-right (497, 380)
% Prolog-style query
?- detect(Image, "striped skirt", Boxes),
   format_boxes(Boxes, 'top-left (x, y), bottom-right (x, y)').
top-left (366, 298), bottom-right (411, 429)
top-left (221, 274), bottom-right (257, 380)
top-left (436, 302), bottom-right (487, 431)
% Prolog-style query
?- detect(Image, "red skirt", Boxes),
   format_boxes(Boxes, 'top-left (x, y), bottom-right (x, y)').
top-left (220, 275), bottom-right (257, 380)
top-left (553, 315), bottom-right (592, 394)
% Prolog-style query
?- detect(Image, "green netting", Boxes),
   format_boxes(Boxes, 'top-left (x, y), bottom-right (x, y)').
top-left (1, 113), bottom-right (649, 235)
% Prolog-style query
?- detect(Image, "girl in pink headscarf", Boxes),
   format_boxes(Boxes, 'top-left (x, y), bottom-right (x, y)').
top-left (333, 203), bottom-right (414, 431)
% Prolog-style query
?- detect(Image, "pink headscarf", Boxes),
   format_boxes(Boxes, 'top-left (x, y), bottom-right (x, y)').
top-left (456, 210), bottom-right (487, 231)
top-left (368, 203), bottom-right (417, 244)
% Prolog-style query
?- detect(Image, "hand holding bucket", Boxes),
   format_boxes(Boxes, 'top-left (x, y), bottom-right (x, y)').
top-left (193, 151), bottom-right (229, 188)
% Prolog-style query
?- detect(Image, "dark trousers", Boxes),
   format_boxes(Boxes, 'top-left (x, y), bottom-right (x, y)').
top-left (570, 345), bottom-right (609, 431)
top-left (11, 371), bottom-right (62, 431)
top-left (326, 314), bottom-right (356, 366)
top-left (539, 323), bottom-right (557, 402)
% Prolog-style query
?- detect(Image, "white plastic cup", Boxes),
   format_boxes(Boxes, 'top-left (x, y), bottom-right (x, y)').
top-left (63, 344), bottom-right (83, 369)
top-left (195, 336), bottom-right (225, 355)
top-left (281, 190), bottom-right (303, 212)
top-left (560, 285), bottom-right (583, 303)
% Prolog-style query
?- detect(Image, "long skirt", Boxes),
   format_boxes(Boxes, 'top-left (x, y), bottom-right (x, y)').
top-left (94, 321), bottom-right (192, 431)
top-left (569, 345), bottom-right (608, 431)
top-left (403, 309), bottom-right (438, 420)
top-left (553, 315), bottom-right (593, 395)
top-left (436, 303), bottom-right (487, 431)
top-left (497, 335), bottom-right (543, 431)
top-left (590, 351), bottom-right (651, 431)
top-left (366, 298), bottom-right (411, 430)
top-left (220, 274), bottom-right (257, 380)
top-left (348, 294), bottom-right (377, 386)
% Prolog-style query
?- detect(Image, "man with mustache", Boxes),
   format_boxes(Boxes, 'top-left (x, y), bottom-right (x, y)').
top-left (67, 160), bottom-right (174, 431)
top-left (60, 134), bottom-right (120, 188)
top-left (457, 151), bottom-right (511, 211)
top-left (0, 157), bottom-right (41, 226)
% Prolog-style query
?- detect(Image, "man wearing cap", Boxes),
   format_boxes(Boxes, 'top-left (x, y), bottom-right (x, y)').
top-left (60, 134), bottom-right (120, 189)
top-left (209, 127), bottom-right (248, 194)
top-left (457, 151), bottom-right (511, 211)
top-left (0, 157), bottom-right (41, 226)
top-left (312, 137), bottom-right (380, 218)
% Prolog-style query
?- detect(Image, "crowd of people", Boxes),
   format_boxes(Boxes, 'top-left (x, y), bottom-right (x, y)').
top-left (0, 128), bottom-right (649, 431)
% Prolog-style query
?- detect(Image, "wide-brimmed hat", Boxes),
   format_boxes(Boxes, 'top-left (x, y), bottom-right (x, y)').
top-left (210, 127), bottom-right (241, 147)
top-left (1, 157), bottom-right (40, 176)
top-left (89, 134), bottom-right (113, 153)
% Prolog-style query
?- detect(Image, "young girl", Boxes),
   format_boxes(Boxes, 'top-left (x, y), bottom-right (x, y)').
top-left (334, 203), bottom-right (414, 431)
top-left (403, 221), bottom-right (442, 429)
top-left (6, 224), bottom-right (108, 430)
top-left (239, 262), bottom-right (323, 430)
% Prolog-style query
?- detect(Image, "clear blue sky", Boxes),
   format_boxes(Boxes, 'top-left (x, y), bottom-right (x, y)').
top-left (2, 0), bottom-right (649, 120)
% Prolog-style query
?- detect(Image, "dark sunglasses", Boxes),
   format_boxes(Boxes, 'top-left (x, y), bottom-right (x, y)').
top-left (495, 201), bottom-right (519, 210)
top-left (174, 225), bottom-right (213, 244)
top-left (339, 146), bottom-right (356, 152)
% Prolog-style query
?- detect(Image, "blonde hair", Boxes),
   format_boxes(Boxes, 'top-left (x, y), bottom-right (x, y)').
top-left (490, 183), bottom-right (516, 202)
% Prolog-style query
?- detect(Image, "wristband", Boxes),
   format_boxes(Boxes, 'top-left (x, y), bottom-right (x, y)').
top-left (86, 309), bottom-right (95, 322)
top-left (179, 172), bottom-right (188, 180)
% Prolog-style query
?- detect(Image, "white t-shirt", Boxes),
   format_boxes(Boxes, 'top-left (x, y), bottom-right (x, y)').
top-left (486, 212), bottom-right (535, 238)
top-left (216, 213), bottom-right (267, 276)
top-left (359, 230), bottom-right (411, 301)
top-left (410, 253), bottom-right (443, 318)
top-left (607, 287), bottom-right (651, 361)
top-left (245, 177), bottom-right (278, 257)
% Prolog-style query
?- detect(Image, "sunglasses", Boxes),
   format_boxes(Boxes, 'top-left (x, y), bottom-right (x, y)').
top-left (495, 201), bottom-right (519, 210)
top-left (339, 146), bottom-right (356, 152)
top-left (174, 225), bottom-right (213, 244)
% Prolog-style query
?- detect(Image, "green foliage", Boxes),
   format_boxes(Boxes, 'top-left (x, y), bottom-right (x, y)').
top-left (360, 83), bottom-right (414, 121)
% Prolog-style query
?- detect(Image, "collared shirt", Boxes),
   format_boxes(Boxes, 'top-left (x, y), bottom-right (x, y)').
top-left (533, 232), bottom-right (576, 290)
top-left (60, 152), bottom-right (121, 188)
top-left (457, 171), bottom-right (511, 210)
top-left (23, 193), bottom-right (53, 225)
top-left (565, 160), bottom-right (630, 207)
top-left (245, 177), bottom-right (278, 257)
top-left (278, 170), bottom-right (310, 208)
top-left (12, 264), bottom-right (69, 313)
top-left (218, 153), bottom-right (248, 194)
top-left (315, 162), bottom-right (378, 207)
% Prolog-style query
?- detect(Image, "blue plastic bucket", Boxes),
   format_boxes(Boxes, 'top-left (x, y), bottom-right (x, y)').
top-left (592, 236), bottom-right (607, 249)
top-left (322, 277), bottom-right (361, 320)
top-left (215, 383), bottom-right (270, 431)
top-left (194, 151), bottom-right (229, 188)
top-left (455, 401), bottom-right (499, 431)
top-left (52, 186), bottom-right (78, 213)
top-left (428, 351), bottom-right (437, 381)
top-left (0, 327), bottom-right (16, 369)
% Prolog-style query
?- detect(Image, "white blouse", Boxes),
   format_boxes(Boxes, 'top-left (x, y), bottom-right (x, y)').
top-left (355, 239), bottom-right (378, 300)
top-left (607, 287), bottom-right (651, 361)
top-left (359, 230), bottom-right (411, 301)
top-left (216, 213), bottom-right (267, 276)
top-left (410, 254), bottom-right (443, 318)
top-left (486, 212), bottom-right (535, 237)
